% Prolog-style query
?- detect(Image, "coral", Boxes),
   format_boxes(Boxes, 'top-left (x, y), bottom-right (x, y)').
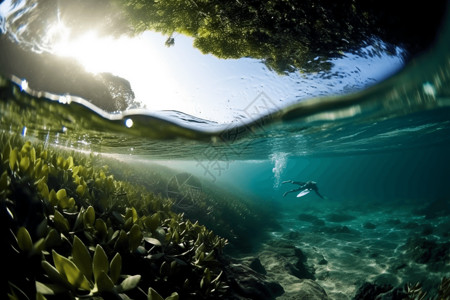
top-left (1, 132), bottom-right (228, 299)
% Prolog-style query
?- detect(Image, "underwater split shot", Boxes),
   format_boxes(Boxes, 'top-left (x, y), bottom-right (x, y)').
top-left (1, 0), bottom-right (450, 299)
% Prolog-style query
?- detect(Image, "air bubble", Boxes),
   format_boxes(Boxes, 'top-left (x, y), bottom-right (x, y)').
top-left (21, 79), bottom-right (28, 91)
top-left (125, 118), bottom-right (134, 128)
top-left (423, 82), bottom-right (436, 97)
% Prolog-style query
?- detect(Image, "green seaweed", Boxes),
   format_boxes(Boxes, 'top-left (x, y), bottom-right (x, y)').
top-left (1, 131), bottom-right (227, 299)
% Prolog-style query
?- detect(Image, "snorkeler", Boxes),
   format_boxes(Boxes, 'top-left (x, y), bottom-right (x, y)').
top-left (282, 180), bottom-right (325, 199)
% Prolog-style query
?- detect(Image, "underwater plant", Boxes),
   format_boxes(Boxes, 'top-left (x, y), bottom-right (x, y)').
top-left (1, 132), bottom-right (228, 299)
top-left (406, 277), bottom-right (450, 300)
top-left (95, 157), bottom-right (280, 254)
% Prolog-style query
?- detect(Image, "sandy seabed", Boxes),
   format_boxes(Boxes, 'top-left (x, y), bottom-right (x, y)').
top-left (245, 200), bottom-right (450, 299)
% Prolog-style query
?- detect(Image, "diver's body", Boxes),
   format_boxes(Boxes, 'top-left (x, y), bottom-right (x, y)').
top-left (282, 180), bottom-right (324, 199)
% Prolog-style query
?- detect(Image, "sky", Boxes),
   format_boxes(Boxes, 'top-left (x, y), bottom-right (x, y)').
top-left (49, 30), bottom-right (405, 123)
top-left (1, 0), bottom-right (405, 124)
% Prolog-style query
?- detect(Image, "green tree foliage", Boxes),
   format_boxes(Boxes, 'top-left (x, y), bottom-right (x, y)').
top-left (119, 0), bottom-right (447, 74)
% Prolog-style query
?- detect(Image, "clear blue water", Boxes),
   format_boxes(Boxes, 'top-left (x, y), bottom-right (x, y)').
top-left (1, 1), bottom-right (449, 298)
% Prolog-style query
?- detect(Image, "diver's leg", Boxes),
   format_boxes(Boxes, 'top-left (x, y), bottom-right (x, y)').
top-left (283, 187), bottom-right (302, 197)
top-left (315, 191), bottom-right (325, 199)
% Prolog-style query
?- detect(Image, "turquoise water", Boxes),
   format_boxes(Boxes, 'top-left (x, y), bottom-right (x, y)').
top-left (1, 1), bottom-right (450, 299)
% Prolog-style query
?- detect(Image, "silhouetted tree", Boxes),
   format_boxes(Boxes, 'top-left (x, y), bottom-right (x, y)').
top-left (96, 73), bottom-right (138, 111)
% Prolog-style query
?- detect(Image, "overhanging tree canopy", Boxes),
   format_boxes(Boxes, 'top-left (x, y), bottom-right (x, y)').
top-left (118, 0), bottom-right (447, 74)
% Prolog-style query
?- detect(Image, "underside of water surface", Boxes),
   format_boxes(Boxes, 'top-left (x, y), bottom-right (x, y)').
top-left (1, 0), bottom-right (450, 299)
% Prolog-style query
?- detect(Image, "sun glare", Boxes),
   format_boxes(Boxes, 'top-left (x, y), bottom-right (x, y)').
top-left (47, 22), bottom-right (191, 113)
top-left (52, 31), bottom-right (151, 75)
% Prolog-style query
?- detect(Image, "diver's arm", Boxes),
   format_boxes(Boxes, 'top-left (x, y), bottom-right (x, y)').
top-left (281, 180), bottom-right (306, 186)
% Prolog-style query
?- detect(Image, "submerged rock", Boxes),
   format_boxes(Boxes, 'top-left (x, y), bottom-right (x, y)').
top-left (283, 231), bottom-right (303, 240)
top-left (297, 213), bottom-right (326, 226)
top-left (249, 257), bottom-right (267, 275)
top-left (325, 213), bottom-right (356, 223)
top-left (363, 222), bottom-right (377, 229)
top-left (353, 282), bottom-right (407, 300)
top-left (402, 236), bottom-right (450, 267)
top-left (386, 219), bottom-right (402, 226)
top-left (279, 279), bottom-right (328, 300)
top-left (316, 225), bottom-right (358, 235)
top-left (435, 219), bottom-right (450, 238)
top-left (221, 257), bottom-right (284, 300)
top-left (421, 223), bottom-right (434, 235)
top-left (413, 197), bottom-right (450, 219)
top-left (261, 241), bottom-right (316, 280)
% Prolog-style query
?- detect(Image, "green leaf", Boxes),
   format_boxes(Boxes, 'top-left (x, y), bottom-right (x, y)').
top-left (59, 196), bottom-right (74, 210)
top-left (144, 237), bottom-right (162, 247)
top-left (146, 213), bottom-right (160, 232)
top-left (125, 207), bottom-right (137, 223)
top-left (16, 227), bottom-right (33, 252)
top-left (66, 156), bottom-right (74, 169)
top-left (35, 281), bottom-right (66, 295)
top-left (109, 253), bottom-right (122, 284)
top-left (119, 274), bottom-right (141, 292)
top-left (9, 147), bottom-right (18, 170)
top-left (96, 271), bottom-right (114, 292)
top-left (38, 181), bottom-right (49, 200)
top-left (0, 171), bottom-right (10, 190)
top-left (93, 245), bottom-right (109, 283)
top-left (114, 230), bottom-right (128, 250)
top-left (52, 250), bottom-right (91, 290)
top-left (53, 210), bottom-right (69, 233)
top-left (41, 260), bottom-right (68, 287)
top-left (165, 292), bottom-right (179, 300)
top-left (159, 261), bottom-right (170, 276)
top-left (72, 236), bottom-right (93, 280)
top-left (7, 281), bottom-right (28, 300)
top-left (32, 238), bottom-right (46, 254)
top-left (19, 156), bottom-right (30, 172)
top-left (48, 189), bottom-right (57, 206)
top-left (112, 211), bottom-right (125, 224)
top-left (95, 218), bottom-right (108, 239)
top-left (147, 287), bottom-right (164, 300)
top-left (210, 271), bottom-right (223, 285)
top-left (73, 209), bottom-right (84, 231)
top-left (128, 224), bottom-right (143, 251)
top-left (83, 206), bottom-right (95, 228)
top-left (45, 229), bottom-right (61, 249)
top-left (56, 189), bottom-right (67, 201)
top-left (76, 184), bottom-right (86, 196)
top-left (30, 147), bottom-right (36, 163)
top-left (21, 141), bottom-right (32, 153)
top-left (36, 218), bottom-right (48, 238)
